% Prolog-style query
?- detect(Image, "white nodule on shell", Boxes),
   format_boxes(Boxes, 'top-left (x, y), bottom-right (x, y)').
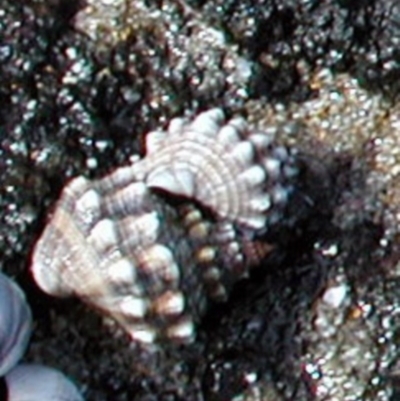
top-left (166, 318), bottom-right (194, 341)
top-left (183, 208), bottom-right (202, 226)
top-left (120, 295), bottom-right (147, 318)
top-left (217, 124), bottom-right (240, 145)
top-left (226, 241), bottom-right (240, 256)
top-left (239, 165), bottom-right (266, 187)
top-left (72, 186), bottom-right (102, 233)
top-left (103, 181), bottom-right (148, 216)
top-left (119, 212), bottom-right (160, 249)
top-left (271, 185), bottom-right (289, 205)
top-left (0, 273), bottom-right (32, 377)
top-left (263, 157), bottom-right (281, 180)
top-left (214, 222), bottom-right (236, 243)
top-left (231, 141), bottom-right (254, 166)
top-left (167, 116), bottom-right (186, 136)
top-left (64, 176), bottom-right (89, 200)
top-left (188, 222), bottom-right (209, 239)
top-left (138, 244), bottom-right (179, 283)
top-left (30, 244), bottom-right (66, 297)
top-left (248, 132), bottom-right (273, 150)
top-left (196, 246), bottom-right (217, 264)
top-left (226, 116), bottom-right (247, 134)
top-left (128, 325), bottom-right (156, 343)
top-left (147, 166), bottom-right (195, 198)
top-left (145, 130), bottom-right (167, 154)
top-left (107, 258), bottom-right (136, 286)
top-left (88, 218), bottom-right (118, 254)
top-left (5, 364), bottom-right (84, 401)
top-left (250, 195), bottom-right (271, 212)
top-left (203, 266), bottom-right (221, 282)
top-left (239, 215), bottom-right (266, 230)
top-left (189, 108), bottom-right (224, 137)
top-left (153, 291), bottom-right (185, 316)
top-left (75, 188), bottom-right (101, 217)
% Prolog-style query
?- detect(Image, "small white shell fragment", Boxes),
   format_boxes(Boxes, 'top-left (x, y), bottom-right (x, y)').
top-left (322, 284), bottom-right (348, 308)
top-left (5, 364), bottom-right (84, 401)
top-left (0, 273), bottom-right (32, 377)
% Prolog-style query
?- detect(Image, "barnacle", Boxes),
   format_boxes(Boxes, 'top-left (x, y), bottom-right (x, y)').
top-left (31, 109), bottom-right (299, 343)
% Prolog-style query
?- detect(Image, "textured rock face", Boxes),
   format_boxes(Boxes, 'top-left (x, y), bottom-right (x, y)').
top-left (3, 0), bottom-right (400, 399)
top-left (31, 109), bottom-right (298, 343)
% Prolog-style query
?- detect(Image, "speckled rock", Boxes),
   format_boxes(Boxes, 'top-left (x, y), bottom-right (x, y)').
top-left (2, 0), bottom-right (400, 400)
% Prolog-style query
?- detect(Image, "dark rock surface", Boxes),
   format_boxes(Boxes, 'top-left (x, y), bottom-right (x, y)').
top-left (1, 1), bottom-right (400, 400)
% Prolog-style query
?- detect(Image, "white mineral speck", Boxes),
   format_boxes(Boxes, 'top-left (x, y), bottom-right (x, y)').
top-left (322, 284), bottom-right (348, 308)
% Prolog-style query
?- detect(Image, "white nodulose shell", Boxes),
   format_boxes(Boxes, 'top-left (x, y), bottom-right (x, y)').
top-left (5, 364), bottom-right (84, 401)
top-left (30, 109), bottom-right (298, 344)
top-left (0, 272), bottom-right (32, 377)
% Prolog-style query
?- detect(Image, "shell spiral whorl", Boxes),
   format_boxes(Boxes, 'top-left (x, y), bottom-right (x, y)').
top-left (31, 108), bottom-right (299, 344)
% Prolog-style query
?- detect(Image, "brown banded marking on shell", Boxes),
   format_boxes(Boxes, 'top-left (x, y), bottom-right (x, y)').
top-left (31, 108), bottom-right (299, 344)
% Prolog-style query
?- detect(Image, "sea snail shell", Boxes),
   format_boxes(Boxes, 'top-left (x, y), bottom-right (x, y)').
top-left (31, 108), bottom-right (299, 343)
top-left (4, 364), bottom-right (84, 401)
top-left (0, 272), bottom-right (32, 377)
top-left (0, 272), bottom-right (83, 400)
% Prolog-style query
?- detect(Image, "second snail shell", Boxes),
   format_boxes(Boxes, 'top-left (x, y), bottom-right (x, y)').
top-left (0, 272), bottom-right (83, 400)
